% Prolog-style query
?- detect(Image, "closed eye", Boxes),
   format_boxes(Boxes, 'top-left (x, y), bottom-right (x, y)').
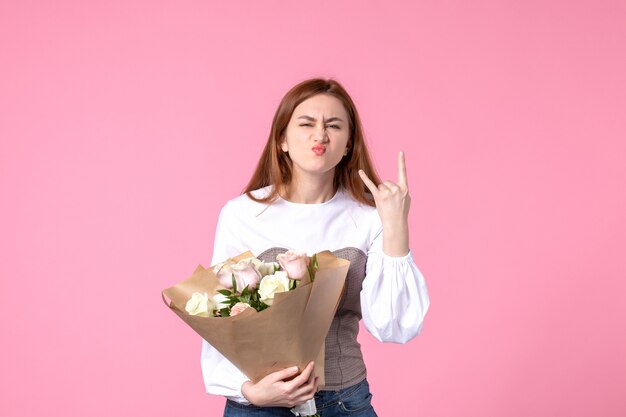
top-left (326, 124), bottom-right (341, 130)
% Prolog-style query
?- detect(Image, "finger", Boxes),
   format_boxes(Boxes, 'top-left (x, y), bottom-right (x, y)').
top-left (305, 364), bottom-right (315, 386)
top-left (381, 181), bottom-right (400, 192)
top-left (287, 361), bottom-right (314, 388)
top-left (300, 376), bottom-right (319, 400)
top-left (398, 151), bottom-right (408, 188)
top-left (358, 169), bottom-right (379, 196)
top-left (294, 366), bottom-right (316, 392)
top-left (293, 373), bottom-right (317, 400)
top-left (268, 366), bottom-right (300, 383)
top-left (310, 375), bottom-right (319, 395)
top-left (300, 361), bottom-right (315, 383)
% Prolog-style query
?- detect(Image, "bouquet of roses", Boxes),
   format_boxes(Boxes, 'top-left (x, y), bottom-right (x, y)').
top-left (162, 250), bottom-right (350, 417)
top-left (185, 251), bottom-right (315, 319)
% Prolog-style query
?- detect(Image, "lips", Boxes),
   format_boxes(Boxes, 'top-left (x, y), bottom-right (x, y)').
top-left (312, 145), bottom-right (326, 156)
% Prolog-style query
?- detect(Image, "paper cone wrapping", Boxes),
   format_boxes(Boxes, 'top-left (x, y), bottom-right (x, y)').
top-left (162, 251), bottom-right (349, 386)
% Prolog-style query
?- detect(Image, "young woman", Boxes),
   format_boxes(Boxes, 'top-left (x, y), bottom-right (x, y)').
top-left (202, 78), bottom-right (430, 416)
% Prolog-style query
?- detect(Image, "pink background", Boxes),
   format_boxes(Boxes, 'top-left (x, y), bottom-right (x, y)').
top-left (1, 1), bottom-right (625, 416)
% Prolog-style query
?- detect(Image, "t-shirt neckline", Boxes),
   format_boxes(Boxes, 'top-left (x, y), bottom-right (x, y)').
top-left (277, 188), bottom-right (343, 207)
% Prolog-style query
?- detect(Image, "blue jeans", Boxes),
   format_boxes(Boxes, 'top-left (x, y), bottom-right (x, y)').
top-left (224, 379), bottom-right (378, 417)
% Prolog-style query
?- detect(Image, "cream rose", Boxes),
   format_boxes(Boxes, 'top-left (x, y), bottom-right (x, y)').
top-left (258, 271), bottom-right (290, 306)
top-left (185, 292), bottom-right (214, 317)
top-left (259, 261), bottom-right (279, 277)
top-left (277, 250), bottom-right (309, 280)
top-left (212, 292), bottom-right (230, 310)
top-left (230, 302), bottom-right (252, 316)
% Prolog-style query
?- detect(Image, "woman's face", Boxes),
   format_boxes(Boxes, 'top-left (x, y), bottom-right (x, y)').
top-left (281, 94), bottom-right (351, 182)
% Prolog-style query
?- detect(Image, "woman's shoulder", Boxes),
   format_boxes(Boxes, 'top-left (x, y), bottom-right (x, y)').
top-left (337, 188), bottom-right (377, 213)
top-left (219, 185), bottom-right (274, 216)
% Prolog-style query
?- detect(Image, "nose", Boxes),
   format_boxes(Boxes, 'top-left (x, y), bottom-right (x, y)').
top-left (313, 124), bottom-right (328, 142)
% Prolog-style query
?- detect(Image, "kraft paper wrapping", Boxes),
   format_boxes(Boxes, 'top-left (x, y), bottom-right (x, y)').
top-left (162, 251), bottom-right (349, 387)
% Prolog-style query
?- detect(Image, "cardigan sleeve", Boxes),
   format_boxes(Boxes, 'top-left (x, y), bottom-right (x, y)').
top-left (360, 224), bottom-right (430, 344)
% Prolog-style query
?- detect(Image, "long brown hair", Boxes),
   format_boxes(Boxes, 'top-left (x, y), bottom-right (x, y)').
top-left (244, 78), bottom-right (381, 206)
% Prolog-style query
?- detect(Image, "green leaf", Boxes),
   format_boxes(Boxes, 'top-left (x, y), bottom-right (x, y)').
top-left (217, 289), bottom-right (232, 296)
top-left (307, 254), bottom-right (319, 282)
top-left (220, 308), bottom-right (231, 317)
top-left (241, 285), bottom-right (250, 297)
top-left (231, 275), bottom-right (238, 293)
top-left (307, 265), bottom-right (314, 283)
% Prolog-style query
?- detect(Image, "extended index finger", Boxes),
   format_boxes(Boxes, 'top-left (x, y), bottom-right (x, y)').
top-left (398, 151), bottom-right (408, 188)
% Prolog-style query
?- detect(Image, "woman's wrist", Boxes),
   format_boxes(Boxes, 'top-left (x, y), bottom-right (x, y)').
top-left (382, 223), bottom-right (409, 257)
top-left (241, 380), bottom-right (257, 405)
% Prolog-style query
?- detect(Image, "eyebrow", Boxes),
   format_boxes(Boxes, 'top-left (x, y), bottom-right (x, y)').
top-left (297, 115), bottom-right (345, 123)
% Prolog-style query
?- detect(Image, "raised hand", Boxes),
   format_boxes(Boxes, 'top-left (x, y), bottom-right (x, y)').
top-left (241, 361), bottom-right (318, 407)
top-left (359, 151), bottom-right (411, 257)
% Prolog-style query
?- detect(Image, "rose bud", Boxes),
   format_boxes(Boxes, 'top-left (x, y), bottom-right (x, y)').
top-left (230, 302), bottom-right (252, 316)
top-left (214, 262), bottom-right (235, 289)
top-left (231, 259), bottom-right (262, 290)
top-left (277, 250), bottom-right (309, 280)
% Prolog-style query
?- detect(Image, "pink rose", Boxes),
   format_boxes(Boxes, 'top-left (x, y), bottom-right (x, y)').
top-left (277, 250), bottom-right (309, 280)
top-left (231, 260), bottom-right (262, 290)
top-left (214, 262), bottom-right (235, 289)
top-left (230, 302), bottom-right (252, 316)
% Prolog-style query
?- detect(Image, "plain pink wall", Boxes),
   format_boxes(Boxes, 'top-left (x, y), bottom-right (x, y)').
top-left (1, 1), bottom-right (625, 416)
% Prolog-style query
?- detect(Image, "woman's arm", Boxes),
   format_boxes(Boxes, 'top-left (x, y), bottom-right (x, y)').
top-left (201, 340), bottom-right (318, 406)
top-left (359, 152), bottom-right (430, 342)
top-left (360, 248), bottom-right (430, 343)
top-left (358, 151), bottom-right (410, 257)
top-left (241, 361), bottom-right (318, 407)
top-left (200, 340), bottom-right (251, 403)
top-left (204, 201), bottom-right (318, 406)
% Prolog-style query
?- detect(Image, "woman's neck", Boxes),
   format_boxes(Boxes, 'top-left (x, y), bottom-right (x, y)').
top-left (282, 172), bottom-right (336, 204)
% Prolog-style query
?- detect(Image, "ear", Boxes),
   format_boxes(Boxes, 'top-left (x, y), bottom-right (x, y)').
top-left (280, 136), bottom-right (289, 152)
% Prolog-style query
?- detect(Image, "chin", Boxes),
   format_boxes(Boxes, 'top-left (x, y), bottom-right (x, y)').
top-left (294, 165), bottom-right (335, 178)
